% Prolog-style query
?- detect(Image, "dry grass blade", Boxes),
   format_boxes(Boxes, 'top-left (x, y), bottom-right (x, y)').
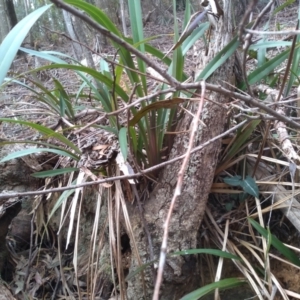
top-left (214, 219), bottom-right (229, 300)
top-left (237, 239), bottom-right (289, 300)
top-left (90, 208), bottom-right (107, 299)
top-left (73, 189), bottom-right (84, 300)
top-left (205, 207), bottom-right (267, 299)
top-left (232, 243), bottom-right (271, 298)
top-left (80, 170), bottom-right (105, 300)
top-left (247, 154), bottom-right (300, 170)
top-left (67, 171), bottom-right (86, 247)
top-left (285, 290), bottom-right (300, 299)
top-left (115, 178), bottom-right (126, 300)
top-left (108, 185), bottom-right (118, 298)
top-left (254, 196), bottom-right (273, 295)
top-left (247, 154), bottom-right (300, 233)
top-left (115, 167), bottom-right (147, 297)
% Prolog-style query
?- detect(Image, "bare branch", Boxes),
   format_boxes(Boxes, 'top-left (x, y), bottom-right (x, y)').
top-left (0, 119), bottom-right (248, 201)
top-left (50, 0), bottom-right (180, 87)
top-left (181, 82), bottom-right (300, 130)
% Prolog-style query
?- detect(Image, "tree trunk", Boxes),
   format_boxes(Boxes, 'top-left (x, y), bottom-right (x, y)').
top-left (72, 16), bottom-right (97, 70)
top-left (0, 0), bottom-right (10, 42)
top-left (119, 0), bottom-right (127, 36)
top-left (62, 10), bottom-right (83, 60)
top-left (5, 0), bottom-right (18, 29)
top-left (126, 1), bottom-right (235, 299)
top-left (22, 0), bottom-right (34, 47)
top-left (62, 9), bottom-right (96, 72)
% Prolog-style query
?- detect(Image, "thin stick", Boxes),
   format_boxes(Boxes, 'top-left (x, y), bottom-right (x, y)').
top-left (50, 0), bottom-right (180, 88)
top-left (152, 81), bottom-right (206, 300)
top-left (0, 119), bottom-right (248, 201)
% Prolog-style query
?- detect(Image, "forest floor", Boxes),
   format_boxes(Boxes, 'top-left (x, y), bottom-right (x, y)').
top-left (1, 2), bottom-right (300, 300)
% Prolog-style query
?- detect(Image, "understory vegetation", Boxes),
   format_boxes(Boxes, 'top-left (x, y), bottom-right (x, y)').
top-left (1, 0), bottom-right (300, 299)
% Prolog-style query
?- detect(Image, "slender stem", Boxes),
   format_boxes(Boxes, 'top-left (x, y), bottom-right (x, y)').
top-left (152, 81), bottom-right (206, 299)
top-left (50, 0), bottom-right (180, 87)
top-left (0, 119), bottom-right (248, 201)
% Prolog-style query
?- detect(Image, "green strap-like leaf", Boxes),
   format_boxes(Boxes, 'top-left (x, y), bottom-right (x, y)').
top-left (0, 118), bottom-right (81, 154)
top-left (173, 249), bottom-right (241, 260)
top-left (0, 148), bottom-right (79, 163)
top-left (126, 248), bottom-right (241, 282)
top-left (31, 168), bottom-right (79, 178)
top-left (249, 41), bottom-right (292, 49)
top-left (164, 11), bottom-right (209, 58)
top-left (248, 218), bottom-right (300, 266)
top-left (19, 47), bottom-right (73, 63)
top-left (197, 36), bottom-right (240, 80)
top-left (0, 139), bottom-right (78, 153)
top-left (6, 77), bottom-right (60, 114)
top-left (273, 0), bottom-right (295, 15)
top-left (0, 4), bottom-right (52, 85)
top-left (32, 63), bottom-right (129, 103)
top-left (180, 278), bottom-right (246, 300)
top-left (244, 45), bottom-right (300, 88)
top-left (284, 10), bottom-right (300, 96)
top-left (48, 182), bottom-right (76, 220)
top-left (119, 127), bottom-right (128, 161)
top-left (53, 78), bottom-right (75, 119)
top-left (65, 0), bottom-right (144, 97)
top-left (223, 120), bottom-right (261, 162)
top-left (182, 23), bottom-right (210, 56)
top-left (65, 0), bottom-right (120, 36)
top-left (128, 0), bottom-right (147, 93)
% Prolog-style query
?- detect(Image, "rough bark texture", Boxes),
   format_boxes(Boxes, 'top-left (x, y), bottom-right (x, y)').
top-left (126, 1), bottom-right (235, 299)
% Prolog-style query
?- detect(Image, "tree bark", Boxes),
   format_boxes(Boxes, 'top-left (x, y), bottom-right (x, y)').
top-left (5, 0), bottom-right (18, 29)
top-left (126, 1), bottom-right (235, 299)
top-left (119, 0), bottom-right (127, 36)
top-left (0, 0), bottom-right (10, 42)
top-left (62, 10), bottom-right (83, 60)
